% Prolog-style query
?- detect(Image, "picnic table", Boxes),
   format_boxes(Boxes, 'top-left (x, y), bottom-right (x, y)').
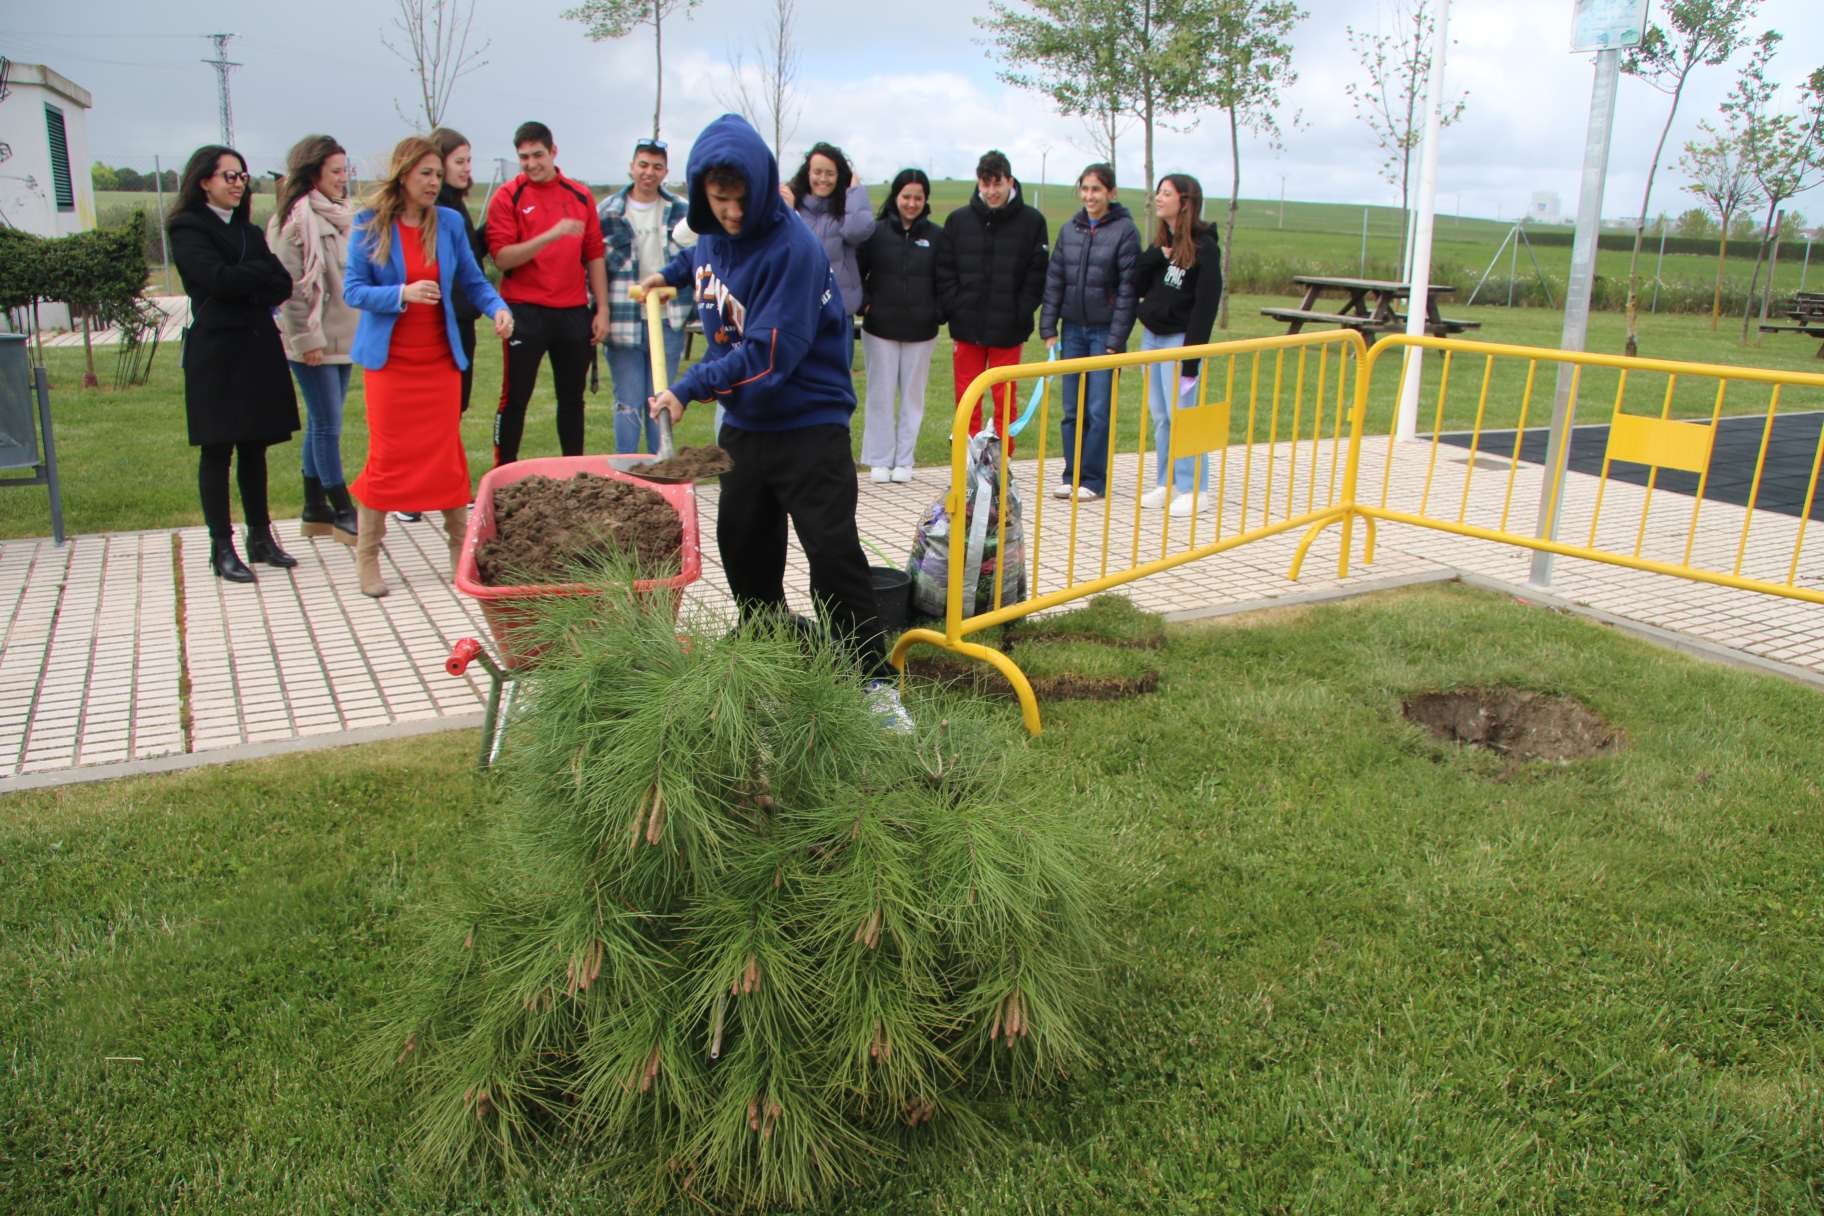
top-left (1757, 291), bottom-right (1824, 358)
top-left (1261, 275), bottom-right (1481, 342)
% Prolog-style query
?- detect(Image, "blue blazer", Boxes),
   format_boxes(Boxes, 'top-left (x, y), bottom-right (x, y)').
top-left (345, 205), bottom-right (507, 371)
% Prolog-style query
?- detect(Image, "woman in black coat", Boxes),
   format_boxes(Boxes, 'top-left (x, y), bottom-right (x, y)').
top-left (856, 168), bottom-right (944, 482)
top-left (168, 145), bottom-right (301, 583)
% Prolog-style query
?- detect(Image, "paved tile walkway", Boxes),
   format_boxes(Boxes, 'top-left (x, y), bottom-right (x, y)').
top-left (3, 438), bottom-right (1821, 788)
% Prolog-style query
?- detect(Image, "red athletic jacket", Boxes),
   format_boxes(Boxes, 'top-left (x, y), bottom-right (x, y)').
top-left (484, 170), bottom-right (604, 309)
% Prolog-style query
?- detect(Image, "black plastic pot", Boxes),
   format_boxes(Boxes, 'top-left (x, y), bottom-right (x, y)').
top-left (869, 565), bottom-right (912, 630)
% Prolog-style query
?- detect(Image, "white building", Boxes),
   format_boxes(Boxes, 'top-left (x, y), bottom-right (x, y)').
top-left (0, 63), bottom-right (95, 330)
top-left (1528, 191), bottom-right (1563, 226)
top-left (0, 62), bottom-right (94, 237)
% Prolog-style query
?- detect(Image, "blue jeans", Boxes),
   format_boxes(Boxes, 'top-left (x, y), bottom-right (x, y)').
top-left (606, 323), bottom-right (687, 454)
top-left (1143, 328), bottom-right (1208, 494)
top-left (290, 360), bottom-right (352, 486)
top-left (1058, 321), bottom-right (1112, 495)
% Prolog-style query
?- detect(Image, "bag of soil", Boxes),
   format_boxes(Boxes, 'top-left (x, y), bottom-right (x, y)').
top-left (906, 428), bottom-right (1026, 619)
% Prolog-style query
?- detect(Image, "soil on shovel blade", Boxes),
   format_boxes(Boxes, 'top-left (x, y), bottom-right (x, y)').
top-left (626, 444), bottom-right (733, 481)
top-left (477, 472), bottom-right (683, 586)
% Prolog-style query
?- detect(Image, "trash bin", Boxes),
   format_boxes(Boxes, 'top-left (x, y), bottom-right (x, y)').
top-left (0, 334), bottom-right (37, 471)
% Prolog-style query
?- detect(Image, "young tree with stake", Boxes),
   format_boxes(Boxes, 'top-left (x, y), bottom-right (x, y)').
top-left (382, 0), bottom-right (490, 131)
top-left (1679, 118), bottom-right (1762, 329)
top-left (1725, 34), bottom-right (1824, 342)
top-left (564, 0), bottom-right (702, 140)
top-left (1617, 0), bottom-right (1762, 357)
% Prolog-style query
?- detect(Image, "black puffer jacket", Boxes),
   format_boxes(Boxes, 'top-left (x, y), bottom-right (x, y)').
top-left (437, 182), bottom-right (489, 322)
top-left (935, 182), bottom-right (1049, 348)
top-left (858, 213), bottom-right (944, 342)
top-left (1040, 201), bottom-right (1140, 349)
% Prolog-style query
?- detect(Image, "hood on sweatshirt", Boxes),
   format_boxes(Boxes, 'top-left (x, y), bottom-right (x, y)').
top-left (684, 114), bottom-right (787, 242)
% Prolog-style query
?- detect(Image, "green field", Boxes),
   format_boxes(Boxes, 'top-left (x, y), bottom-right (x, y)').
top-left (4, 583), bottom-right (1821, 1212)
top-left (91, 184), bottom-right (1819, 315)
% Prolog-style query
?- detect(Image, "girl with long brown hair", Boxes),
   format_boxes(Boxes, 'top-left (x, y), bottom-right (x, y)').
top-left (269, 133), bottom-right (360, 543)
top-left (344, 136), bottom-right (513, 597)
top-left (1133, 173), bottom-right (1223, 517)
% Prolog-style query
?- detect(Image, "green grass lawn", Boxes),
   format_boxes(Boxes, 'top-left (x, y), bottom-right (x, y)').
top-left (4, 583), bottom-right (1821, 1212)
top-left (8, 298), bottom-right (1822, 541)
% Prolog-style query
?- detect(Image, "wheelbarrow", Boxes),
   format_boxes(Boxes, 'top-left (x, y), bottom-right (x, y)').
top-left (445, 454), bottom-right (703, 767)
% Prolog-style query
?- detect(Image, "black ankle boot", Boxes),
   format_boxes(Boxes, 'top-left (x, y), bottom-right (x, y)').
top-left (300, 474), bottom-right (336, 536)
top-left (322, 484), bottom-right (359, 544)
top-left (245, 527), bottom-right (298, 569)
top-left (211, 536), bottom-right (256, 583)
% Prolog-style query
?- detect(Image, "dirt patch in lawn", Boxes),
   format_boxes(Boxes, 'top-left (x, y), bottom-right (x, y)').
top-left (477, 473), bottom-right (682, 586)
top-left (1402, 687), bottom-right (1621, 762)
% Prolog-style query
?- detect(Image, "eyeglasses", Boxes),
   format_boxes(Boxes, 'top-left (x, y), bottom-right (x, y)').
top-left (634, 138), bottom-right (668, 154)
top-left (215, 170), bottom-right (252, 185)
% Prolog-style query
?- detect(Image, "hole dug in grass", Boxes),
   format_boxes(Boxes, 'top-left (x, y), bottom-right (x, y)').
top-left (907, 595), bottom-right (1165, 701)
top-left (1402, 685), bottom-right (1623, 762)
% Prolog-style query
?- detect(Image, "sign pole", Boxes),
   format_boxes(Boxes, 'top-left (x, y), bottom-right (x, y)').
top-left (1529, 43), bottom-right (1624, 589)
top-left (1394, 0), bottom-right (1451, 439)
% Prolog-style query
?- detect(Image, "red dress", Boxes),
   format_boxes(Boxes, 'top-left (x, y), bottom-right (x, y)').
top-left (353, 222), bottom-right (468, 511)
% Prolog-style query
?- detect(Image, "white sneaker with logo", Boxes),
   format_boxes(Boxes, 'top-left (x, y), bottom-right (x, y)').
top-left (864, 679), bottom-right (914, 734)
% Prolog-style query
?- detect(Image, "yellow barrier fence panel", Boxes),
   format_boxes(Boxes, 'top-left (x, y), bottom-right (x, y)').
top-left (1354, 334), bottom-right (1824, 606)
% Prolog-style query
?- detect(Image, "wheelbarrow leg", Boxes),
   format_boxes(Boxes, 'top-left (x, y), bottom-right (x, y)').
top-left (486, 679), bottom-right (518, 769)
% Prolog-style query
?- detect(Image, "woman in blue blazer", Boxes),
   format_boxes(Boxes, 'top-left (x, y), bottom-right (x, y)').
top-left (343, 135), bottom-right (512, 597)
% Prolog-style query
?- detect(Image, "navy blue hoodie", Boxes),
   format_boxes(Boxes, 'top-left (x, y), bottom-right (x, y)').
top-left (659, 114), bottom-right (855, 432)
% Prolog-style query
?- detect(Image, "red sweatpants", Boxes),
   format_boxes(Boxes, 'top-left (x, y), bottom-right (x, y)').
top-left (952, 340), bottom-right (1022, 456)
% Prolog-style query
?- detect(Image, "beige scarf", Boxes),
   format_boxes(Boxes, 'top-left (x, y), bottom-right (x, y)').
top-left (278, 189), bottom-right (354, 335)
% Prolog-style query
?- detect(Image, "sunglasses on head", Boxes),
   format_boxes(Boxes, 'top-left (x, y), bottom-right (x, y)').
top-left (634, 138), bottom-right (668, 154)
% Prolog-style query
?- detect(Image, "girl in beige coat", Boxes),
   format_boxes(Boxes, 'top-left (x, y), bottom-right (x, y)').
top-left (269, 134), bottom-right (360, 543)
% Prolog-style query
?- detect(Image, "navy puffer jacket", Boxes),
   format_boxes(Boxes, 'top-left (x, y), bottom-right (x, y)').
top-left (1039, 201), bottom-right (1140, 350)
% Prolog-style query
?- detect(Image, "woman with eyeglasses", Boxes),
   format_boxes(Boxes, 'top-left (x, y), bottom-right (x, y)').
top-left (344, 135), bottom-right (513, 598)
top-left (782, 142), bottom-right (874, 323)
top-left (268, 134), bottom-right (359, 546)
top-left (167, 144), bottom-right (300, 584)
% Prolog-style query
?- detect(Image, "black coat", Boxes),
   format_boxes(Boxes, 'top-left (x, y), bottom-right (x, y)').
top-left (169, 208), bottom-right (299, 448)
top-left (1039, 202), bottom-right (1141, 349)
top-left (437, 183), bottom-right (489, 323)
top-left (857, 213), bottom-right (944, 342)
top-left (935, 183), bottom-right (1049, 349)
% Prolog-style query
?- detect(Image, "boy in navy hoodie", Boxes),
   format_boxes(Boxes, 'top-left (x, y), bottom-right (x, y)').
top-left (641, 114), bottom-right (911, 731)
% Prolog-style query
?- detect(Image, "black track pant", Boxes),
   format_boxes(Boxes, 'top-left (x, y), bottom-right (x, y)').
top-left (198, 441), bottom-right (270, 539)
top-left (456, 315), bottom-right (478, 413)
top-left (492, 302), bottom-right (592, 465)
top-left (717, 423), bottom-right (888, 679)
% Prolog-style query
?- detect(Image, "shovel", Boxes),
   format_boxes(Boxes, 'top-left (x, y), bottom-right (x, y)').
top-left (618, 286), bottom-right (733, 485)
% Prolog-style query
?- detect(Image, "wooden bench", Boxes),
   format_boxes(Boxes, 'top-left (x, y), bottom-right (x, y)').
top-left (1260, 307), bottom-right (1482, 340)
top-left (1760, 322), bottom-right (1824, 336)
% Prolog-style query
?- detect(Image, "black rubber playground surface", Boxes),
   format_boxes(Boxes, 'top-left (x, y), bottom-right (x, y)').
top-left (1437, 411), bottom-right (1824, 522)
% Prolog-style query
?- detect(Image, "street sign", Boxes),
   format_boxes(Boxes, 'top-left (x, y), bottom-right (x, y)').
top-left (1571, 0), bottom-right (1648, 52)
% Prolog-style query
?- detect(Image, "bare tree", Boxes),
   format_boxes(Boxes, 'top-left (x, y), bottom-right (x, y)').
top-left (1617, 0), bottom-right (1762, 356)
top-left (713, 0), bottom-right (802, 161)
top-left (1076, 98), bottom-right (1133, 170)
top-left (1209, 0), bottom-right (1304, 328)
top-left (1345, 0), bottom-right (1466, 275)
top-left (979, 0), bottom-right (1221, 234)
top-left (382, 0), bottom-right (490, 131)
top-left (564, 0), bottom-right (703, 140)
top-left (1679, 119), bottom-right (1762, 328)
top-left (1726, 33), bottom-right (1824, 341)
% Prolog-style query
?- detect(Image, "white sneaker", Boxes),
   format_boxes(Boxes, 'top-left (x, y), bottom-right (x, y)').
top-left (1140, 485), bottom-right (1168, 509)
top-left (1051, 480), bottom-right (1073, 499)
top-left (890, 466), bottom-right (914, 483)
top-left (869, 467), bottom-right (892, 484)
top-left (1168, 493), bottom-right (1199, 517)
top-left (864, 679), bottom-right (914, 734)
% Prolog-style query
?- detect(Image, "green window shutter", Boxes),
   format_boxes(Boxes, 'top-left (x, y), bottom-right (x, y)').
top-left (45, 104), bottom-right (73, 212)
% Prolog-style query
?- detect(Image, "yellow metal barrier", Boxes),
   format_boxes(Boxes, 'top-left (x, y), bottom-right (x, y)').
top-left (889, 329), bottom-right (1371, 733)
top-left (890, 329), bottom-right (1824, 735)
top-left (1353, 334), bottom-right (1824, 607)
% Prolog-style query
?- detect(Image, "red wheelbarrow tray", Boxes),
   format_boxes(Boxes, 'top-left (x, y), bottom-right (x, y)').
top-left (452, 454), bottom-right (704, 670)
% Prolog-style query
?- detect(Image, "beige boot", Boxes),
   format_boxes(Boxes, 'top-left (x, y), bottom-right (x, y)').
top-left (441, 507), bottom-right (468, 580)
top-left (354, 504), bottom-right (389, 598)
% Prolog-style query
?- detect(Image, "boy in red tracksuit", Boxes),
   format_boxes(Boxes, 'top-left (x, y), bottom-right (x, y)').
top-left (485, 120), bottom-right (610, 465)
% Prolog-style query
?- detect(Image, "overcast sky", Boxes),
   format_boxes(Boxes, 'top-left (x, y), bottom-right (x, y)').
top-left (6, 0), bottom-right (1823, 223)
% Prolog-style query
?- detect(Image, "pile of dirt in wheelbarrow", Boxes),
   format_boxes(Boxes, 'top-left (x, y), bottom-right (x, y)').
top-left (476, 472), bottom-right (683, 586)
